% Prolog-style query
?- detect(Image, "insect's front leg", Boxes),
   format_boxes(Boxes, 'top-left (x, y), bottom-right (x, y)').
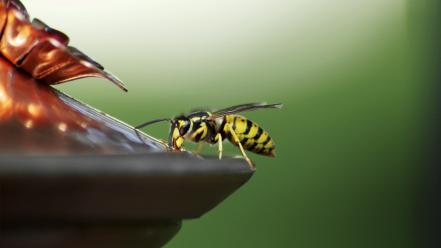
top-left (157, 139), bottom-right (171, 150)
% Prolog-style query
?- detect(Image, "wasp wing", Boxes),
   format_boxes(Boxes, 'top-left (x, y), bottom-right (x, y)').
top-left (209, 102), bottom-right (283, 119)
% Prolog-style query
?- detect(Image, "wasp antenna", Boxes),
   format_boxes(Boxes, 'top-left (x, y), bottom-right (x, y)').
top-left (256, 103), bottom-right (283, 109)
top-left (272, 103), bottom-right (283, 109)
top-left (135, 118), bottom-right (171, 129)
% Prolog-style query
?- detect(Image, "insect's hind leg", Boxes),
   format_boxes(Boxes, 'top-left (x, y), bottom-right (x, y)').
top-left (226, 124), bottom-right (255, 170)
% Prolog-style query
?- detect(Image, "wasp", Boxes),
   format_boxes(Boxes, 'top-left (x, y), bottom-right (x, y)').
top-left (135, 103), bottom-right (282, 169)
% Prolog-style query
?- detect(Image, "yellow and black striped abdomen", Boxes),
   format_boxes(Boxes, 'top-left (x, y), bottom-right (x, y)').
top-left (223, 115), bottom-right (275, 157)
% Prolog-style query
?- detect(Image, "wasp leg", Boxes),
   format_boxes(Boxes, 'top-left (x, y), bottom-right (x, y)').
top-left (135, 129), bottom-right (171, 150)
top-left (216, 133), bottom-right (223, 160)
top-left (155, 137), bottom-right (170, 149)
top-left (227, 124), bottom-right (255, 170)
top-left (193, 142), bottom-right (205, 155)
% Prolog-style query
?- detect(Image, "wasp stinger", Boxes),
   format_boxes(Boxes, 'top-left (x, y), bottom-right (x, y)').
top-left (135, 102), bottom-right (282, 169)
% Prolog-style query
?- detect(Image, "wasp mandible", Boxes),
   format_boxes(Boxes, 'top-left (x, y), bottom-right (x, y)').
top-left (135, 103), bottom-right (282, 169)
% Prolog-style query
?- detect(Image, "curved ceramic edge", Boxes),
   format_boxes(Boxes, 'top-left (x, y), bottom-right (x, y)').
top-left (0, 153), bottom-right (253, 176)
top-left (0, 153), bottom-right (254, 222)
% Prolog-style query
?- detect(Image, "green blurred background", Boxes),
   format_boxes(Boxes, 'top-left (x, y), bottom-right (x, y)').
top-left (23, 0), bottom-right (439, 247)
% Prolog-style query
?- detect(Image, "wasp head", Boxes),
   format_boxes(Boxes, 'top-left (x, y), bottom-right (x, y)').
top-left (173, 116), bottom-right (191, 136)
